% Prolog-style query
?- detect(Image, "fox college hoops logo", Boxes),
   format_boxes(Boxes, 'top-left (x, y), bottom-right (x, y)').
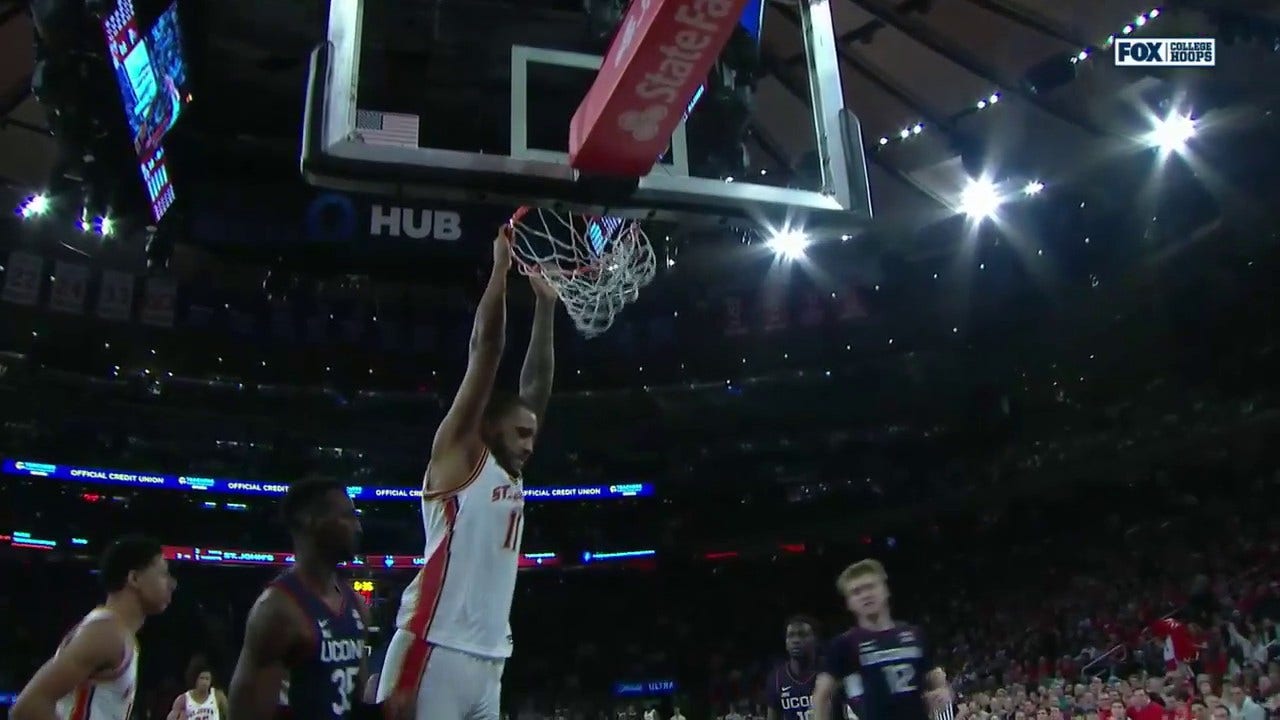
top-left (618, 106), bottom-right (669, 141)
top-left (1115, 38), bottom-right (1215, 66)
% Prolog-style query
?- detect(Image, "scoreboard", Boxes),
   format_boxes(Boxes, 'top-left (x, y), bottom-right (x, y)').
top-left (351, 579), bottom-right (376, 606)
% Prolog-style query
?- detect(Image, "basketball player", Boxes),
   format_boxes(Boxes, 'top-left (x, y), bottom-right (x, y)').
top-left (376, 226), bottom-right (559, 720)
top-left (228, 476), bottom-right (374, 720)
top-left (812, 560), bottom-right (952, 720)
top-left (12, 535), bottom-right (176, 720)
top-left (167, 668), bottom-right (227, 720)
top-left (768, 616), bottom-right (843, 720)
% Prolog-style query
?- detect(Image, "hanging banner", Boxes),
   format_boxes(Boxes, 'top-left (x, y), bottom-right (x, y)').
top-left (836, 284), bottom-right (867, 321)
top-left (760, 288), bottom-right (788, 333)
top-left (723, 297), bottom-right (746, 336)
top-left (140, 276), bottom-right (176, 327)
top-left (96, 270), bottom-right (135, 321)
top-left (49, 261), bottom-right (91, 314)
top-left (799, 291), bottom-right (825, 326)
top-left (2, 251), bottom-right (44, 306)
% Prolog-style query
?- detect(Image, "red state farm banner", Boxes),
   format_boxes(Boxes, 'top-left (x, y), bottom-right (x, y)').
top-left (570, 0), bottom-right (750, 176)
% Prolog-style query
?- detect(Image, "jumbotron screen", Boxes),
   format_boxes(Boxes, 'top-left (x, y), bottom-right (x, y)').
top-left (101, 0), bottom-right (190, 222)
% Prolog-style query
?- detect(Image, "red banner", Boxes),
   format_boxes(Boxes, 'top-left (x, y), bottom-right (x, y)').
top-left (570, 0), bottom-right (750, 176)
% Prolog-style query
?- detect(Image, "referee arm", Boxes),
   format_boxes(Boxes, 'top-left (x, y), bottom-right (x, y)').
top-left (923, 668), bottom-right (953, 720)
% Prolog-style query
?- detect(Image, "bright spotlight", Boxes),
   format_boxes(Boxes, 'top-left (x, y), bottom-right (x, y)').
top-left (18, 194), bottom-right (50, 218)
top-left (1023, 180), bottom-right (1045, 196)
top-left (768, 229), bottom-right (810, 259)
top-left (959, 178), bottom-right (1002, 220)
top-left (1148, 112), bottom-right (1195, 152)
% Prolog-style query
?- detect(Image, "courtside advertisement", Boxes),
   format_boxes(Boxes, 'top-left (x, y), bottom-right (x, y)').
top-left (1115, 38), bottom-right (1215, 67)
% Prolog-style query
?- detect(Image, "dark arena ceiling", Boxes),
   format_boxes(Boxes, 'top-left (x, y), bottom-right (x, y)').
top-left (0, 0), bottom-right (1278, 398)
top-left (3, 0), bottom-right (1279, 227)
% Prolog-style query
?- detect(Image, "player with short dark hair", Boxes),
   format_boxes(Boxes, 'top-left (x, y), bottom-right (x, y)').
top-left (13, 535), bottom-right (175, 720)
top-left (767, 615), bottom-right (845, 720)
top-left (813, 560), bottom-right (951, 720)
top-left (228, 476), bottom-right (372, 720)
top-left (377, 227), bottom-right (560, 720)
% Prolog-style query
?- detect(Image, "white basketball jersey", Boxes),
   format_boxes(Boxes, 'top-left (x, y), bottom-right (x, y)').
top-left (183, 691), bottom-right (220, 720)
top-left (54, 609), bottom-right (139, 720)
top-left (396, 449), bottom-right (524, 658)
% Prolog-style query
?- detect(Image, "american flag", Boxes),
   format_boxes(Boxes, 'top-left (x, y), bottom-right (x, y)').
top-left (354, 109), bottom-right (420, 148)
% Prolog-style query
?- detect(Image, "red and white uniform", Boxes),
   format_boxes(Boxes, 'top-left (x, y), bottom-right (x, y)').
top-left (181, 692), bottom-right (220, 720)
top-left (377, 449), bottom-right (523, 719)
top-left (55, 609), bottom-right (139, 720)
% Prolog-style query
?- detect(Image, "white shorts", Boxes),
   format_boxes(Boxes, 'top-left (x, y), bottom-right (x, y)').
top-left (376, 629), bottom-right (505, 720)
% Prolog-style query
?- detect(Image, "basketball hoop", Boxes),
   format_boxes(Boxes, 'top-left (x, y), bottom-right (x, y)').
top-left (508, 206), bottom-right (657, 338)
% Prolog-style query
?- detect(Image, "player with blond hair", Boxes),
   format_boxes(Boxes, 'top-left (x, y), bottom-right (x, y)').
top-left (812, 560), bottom-right (952, 720)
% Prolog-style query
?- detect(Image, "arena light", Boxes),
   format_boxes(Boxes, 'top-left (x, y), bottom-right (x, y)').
top-left (958, 178), bottom-right (1002, 220)
top-left (78, 215), bottom-right (115, 236)
top-left (16, 194), bottom-right (50, 219)
top-left (1148, 112), bottom-right (1196, 152)
top-left (879, 9), bottom-right (1163, 151)
top-left (1023, 180), bottom-right (1045, 196)
top-left (767, 229), bottom-right (811, 259)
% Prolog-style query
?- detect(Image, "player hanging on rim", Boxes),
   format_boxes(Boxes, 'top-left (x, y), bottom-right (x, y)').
top-left (167, 666), bottom-right (227, 720)
top-left (376, 224), bottom-right (558, 720)
top-left (227, 476), bottom-right (373, 720)
top-left (812, 560), bottom-right (953, 720)
top-left (767, 615), bottom-right (845, 720)
top-left (13, 535), bottom-right (176, 720)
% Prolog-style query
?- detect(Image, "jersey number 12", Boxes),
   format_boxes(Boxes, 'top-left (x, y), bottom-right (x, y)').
top-left (882, 663), bottom-right (917, 694)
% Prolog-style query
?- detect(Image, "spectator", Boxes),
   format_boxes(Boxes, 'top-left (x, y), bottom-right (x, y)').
top-left (1222, 685), bottom-right (1265, 720)
top-left (1130, 691), bottom-right (1165, 720)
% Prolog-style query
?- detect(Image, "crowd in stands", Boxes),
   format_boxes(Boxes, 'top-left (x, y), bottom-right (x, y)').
top-left (2, 452), bottom-right (1276, 720)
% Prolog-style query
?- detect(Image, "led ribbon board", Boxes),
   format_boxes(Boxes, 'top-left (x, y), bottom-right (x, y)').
top-left (2, 459), bottom-right (654, 502)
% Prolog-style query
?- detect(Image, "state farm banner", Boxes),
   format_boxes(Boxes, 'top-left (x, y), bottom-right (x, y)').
top-left (96, 270), bottom-right (135, 321)
top-left (570, 0), bottom-right (751, 175)
top-left (49, 261), bottom-right (90, 314)
top-left (140, 276), bottom-right (177, 327)
top-left (2, 251), bottom-right (44, 306)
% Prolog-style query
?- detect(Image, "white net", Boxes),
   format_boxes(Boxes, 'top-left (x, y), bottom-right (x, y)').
top-left (508, 207), bottom-right (657, 337)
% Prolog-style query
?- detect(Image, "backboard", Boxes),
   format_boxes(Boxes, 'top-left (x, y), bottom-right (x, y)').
top-left (302, 0), bottom-right (873, 233)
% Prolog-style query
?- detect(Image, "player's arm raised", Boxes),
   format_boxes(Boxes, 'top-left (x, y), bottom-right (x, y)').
top-left (229, 589), bottom-right (298, 720)
top-left (519, 274), bottom-right (557, 421)
top-left (12, 621), bottom-right (126, 720)
top-left (428, 227), bottom-right (512, 492)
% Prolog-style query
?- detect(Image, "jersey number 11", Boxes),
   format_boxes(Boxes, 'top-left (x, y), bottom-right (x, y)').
top-left (502, 509), bottom-right (522, 551)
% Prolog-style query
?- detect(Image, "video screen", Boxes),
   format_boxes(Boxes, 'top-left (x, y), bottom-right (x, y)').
top-left (739, 0), bottom-right (764, 42)
top-left (101, 0), bottom-right (188, 222)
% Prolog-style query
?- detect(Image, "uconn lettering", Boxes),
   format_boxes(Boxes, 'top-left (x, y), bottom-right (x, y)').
top-left (781, 696), bottom-right (813, 710)
top-left (320, 638), bottom-right (365, 664)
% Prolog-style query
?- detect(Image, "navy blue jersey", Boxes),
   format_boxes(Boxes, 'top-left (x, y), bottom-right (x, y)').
top-left (767, 663), bottom-right (844, 720)
top-left (273, 572), bottom-right (366, 720)
top-left (820, 624), bottom-right (934, 720)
